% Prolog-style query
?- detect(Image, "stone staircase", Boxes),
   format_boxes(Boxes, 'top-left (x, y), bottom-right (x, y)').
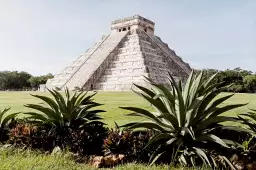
top-left (62, 31), bottom-right (128, 90)
top-left (46, 37), bottom-right (107, 89)
top-left (94, 31), bottom-right (148, 90)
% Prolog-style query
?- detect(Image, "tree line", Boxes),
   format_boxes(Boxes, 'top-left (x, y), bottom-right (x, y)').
top-left (0, 71), bottom-right (53, 91)
top-left (203, 67), bottom-right (256, 93)
top-left (0, 67), bottom-right (255, 92)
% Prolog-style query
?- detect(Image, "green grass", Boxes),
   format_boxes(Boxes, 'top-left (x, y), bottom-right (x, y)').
top-left (0, 147), bottom-right (205, 170)
top-left (0, 91), bottom-right (256, 127)
top-left (0, 91), bottom-right (255, 169)
top-left (0, 91), bottom-right (154, 127)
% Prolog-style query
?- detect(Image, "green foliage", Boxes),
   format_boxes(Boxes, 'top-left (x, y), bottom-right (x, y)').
top-left (228, 84), bottom-right (244, 93)
top-left (239, 109), bottom-right (256, 150)
top-left (8, 120), bottom-right (108, 155)
top-left (103, 123), bottom-right (134, 155)
top-left (203, 68), bottom-right (256, 93)
top-left (121, 71), bottom-right (246, 168)
top-left (103, 123), bottom-right (153, 162)
top-left (239, 109), bottom-right (256, 134)
top-left (28, 73), bottom-right (53, 88)
top-left (0, 71), bottom-right (32, 90)
top-left (0, 108), bottom-right (19, 142)
top-left (0, 71), bottom-right (53, 90)
top-left (24, 89), bottom-right (105, 138)
top-left (64, 122), bottom-right (108, 155)
top-left (243, 75), bottom-right (256, 93)
top-left (8, 120), bottom-right (54, 150)
top-left (19, 89), bottom-right (108, 154)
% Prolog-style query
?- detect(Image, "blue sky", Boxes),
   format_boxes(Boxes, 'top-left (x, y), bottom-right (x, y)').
top-left (0, 0), bottom-right (255, 75)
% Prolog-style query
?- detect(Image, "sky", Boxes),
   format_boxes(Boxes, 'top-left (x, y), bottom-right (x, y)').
top-left (0, 0), bottom-right (255, 76)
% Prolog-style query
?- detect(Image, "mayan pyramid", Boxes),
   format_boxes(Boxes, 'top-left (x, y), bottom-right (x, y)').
top-left (46, 15), bottom-right (192, 90)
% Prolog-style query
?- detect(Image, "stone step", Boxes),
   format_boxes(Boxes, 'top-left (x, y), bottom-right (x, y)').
top-left (101, 69), bottom-right (147, 78)
top-left (95, 84), bottom-right (133, 90)
top-left (98, 76), bottom-right (146, 84)
top-left (46, 34), bottom-right (109, 89)
top-left (113, 54), bottom-right (143, 61)
top-left (63, 31), bottom-right (128, 89)
top-left (105, 65), bottom-right (146, 71)
top-left (115, 51), bottom-right (143, 57)
top-left (111, 57), bottom-right (144, 63)
top-left (120, 42), bottom-right (140, 48)
top-left (100, 71), bottom-right (148, 77)
top-left (109, 61), bottom-right (145, 68)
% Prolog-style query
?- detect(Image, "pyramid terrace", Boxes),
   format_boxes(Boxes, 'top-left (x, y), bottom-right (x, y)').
top-left (46, 15), bottom-right (191, 91)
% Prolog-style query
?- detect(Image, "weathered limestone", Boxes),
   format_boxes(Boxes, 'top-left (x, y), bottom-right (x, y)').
top-left (46, 15), bottom-right (192, 90)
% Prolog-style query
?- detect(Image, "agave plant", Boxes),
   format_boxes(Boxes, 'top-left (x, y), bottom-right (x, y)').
top-left (238, 109), bottom-right (256, 150)
top-left (121, 71), bottom-right (247, 168)
top-left (0, 108), bottom-right (19, 141)
top-left (239, 109), bottom-right (256, 133)
top-left (24, 89), bottom-right (105, 136)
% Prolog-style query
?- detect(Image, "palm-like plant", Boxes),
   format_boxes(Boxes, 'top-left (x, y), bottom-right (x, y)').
top-left (0, 108), bottom-right (19, 141)
top-left (24, 89), bottom-right (105, 135)
top-left (121, 71), bottom-right (246, 168)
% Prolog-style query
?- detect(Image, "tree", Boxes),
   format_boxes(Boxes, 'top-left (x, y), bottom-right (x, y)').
top-left (39, 73), bottom-right (54, 84)
top-left (0, 71), bottom-right (53, 90)
top-left (243, 75), bottom-right (256, 93)
top-left (28, 73), bottom-right (54, 88)
top-left (203, 68), bottom-right (255, 93)
top-left (0, 71), bottom-right (9, 90)
top-left (17, 71), bottom-right (32, 89)
top-left (28, 76), bottom-right (40, 88)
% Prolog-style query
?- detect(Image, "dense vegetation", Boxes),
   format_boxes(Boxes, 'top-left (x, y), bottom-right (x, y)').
top-left (203, 68), bottom-right (256, 93)
top-left (0, 71), bottom-right (53, 90)
top-left (0, 70), bottom-right (256, 169)
top-left (122, 71), bottom-right (248, 168)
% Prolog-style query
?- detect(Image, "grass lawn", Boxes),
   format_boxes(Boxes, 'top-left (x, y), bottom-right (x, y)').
top-left (0, 91), bottom-right (255, 127)
top-left (0, 147), bottom-right (205, 170)
top-left (0, 91), bottom-right (256, 169)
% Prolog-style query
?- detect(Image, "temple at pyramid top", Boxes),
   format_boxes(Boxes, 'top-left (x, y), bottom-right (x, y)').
top-left (111, 15), bottom-right (155, 35)
top-left (46, 15), bottom-right (192, 91)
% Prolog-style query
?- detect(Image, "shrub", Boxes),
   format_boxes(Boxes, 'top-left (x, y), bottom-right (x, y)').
top-left (121, 71), bottom-right (246, 168)
top-left (64, 122), bottom-right (108, 155)
top-left (103, 123), bottom-right (153, 162)
top-left (8, 120), bottom-right (54, 150)
top-left (103, 123), bottom-right (133, 155)
top-left (8, 120), bottom-right (108, 155)
top-left (24, 89), bottom-right (105, 147)
top-left (0, 108), bottom-right (19, 142)
top-left (130, 130), bottom-right (154, 162)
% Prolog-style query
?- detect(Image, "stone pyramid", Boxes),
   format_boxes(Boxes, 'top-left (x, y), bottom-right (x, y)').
top-left (46, 15), bottom-right (192, 91)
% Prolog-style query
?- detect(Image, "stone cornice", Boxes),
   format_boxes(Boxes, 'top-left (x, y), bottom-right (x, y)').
top-left (111, 15), bottom-right (155, 25)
